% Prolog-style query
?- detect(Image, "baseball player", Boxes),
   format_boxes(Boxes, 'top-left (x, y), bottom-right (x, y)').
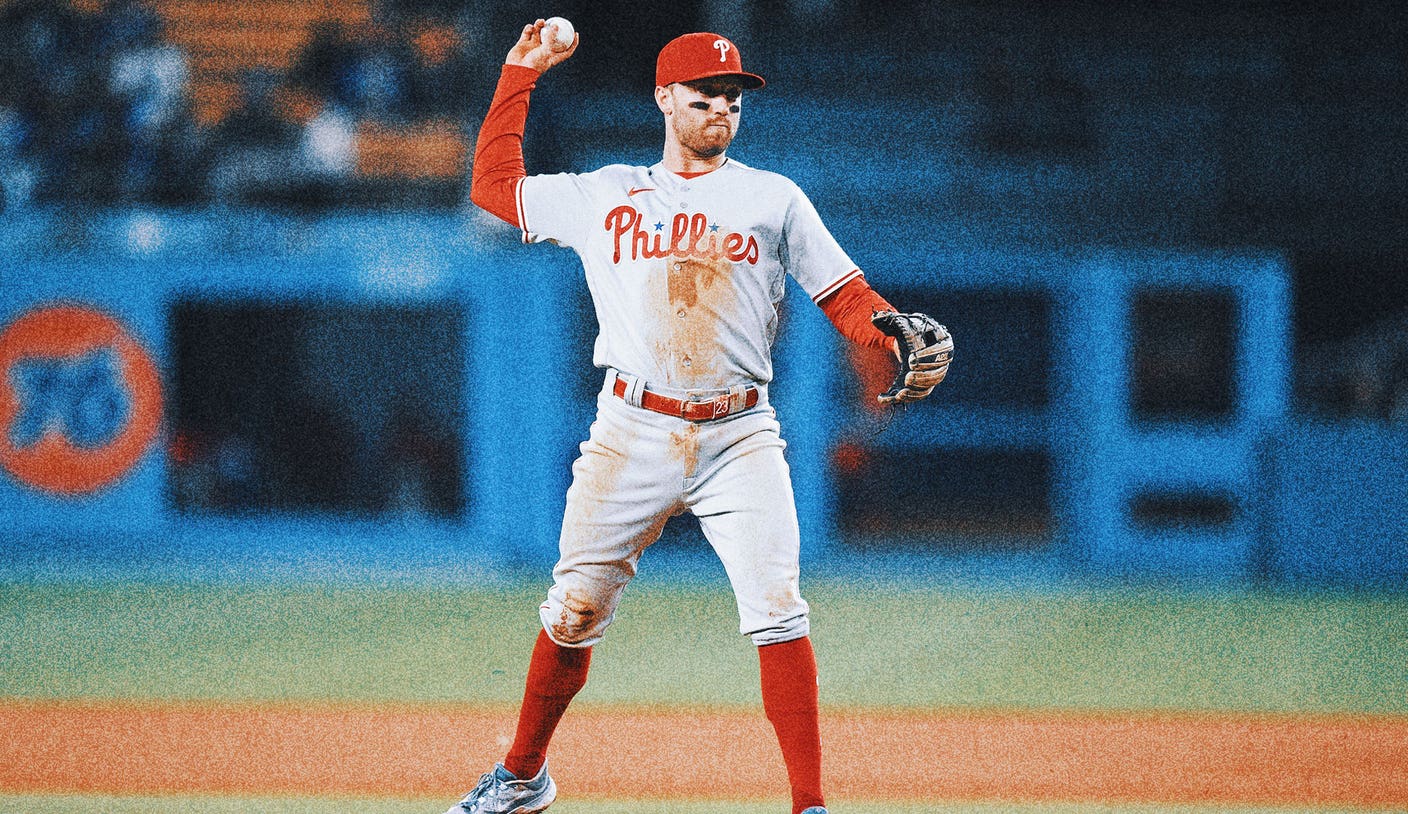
top-left (444, 20), bottom-right (952, 814)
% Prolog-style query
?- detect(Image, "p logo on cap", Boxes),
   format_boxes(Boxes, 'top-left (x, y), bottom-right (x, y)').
top-left (656, 32), bottom-right (765, 89)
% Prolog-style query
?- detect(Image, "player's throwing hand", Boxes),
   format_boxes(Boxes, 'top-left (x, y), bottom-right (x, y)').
top-left (506, 18), bottom-right (579, 73)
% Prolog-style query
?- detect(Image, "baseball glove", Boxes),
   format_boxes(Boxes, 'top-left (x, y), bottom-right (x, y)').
top-left (871, 310), bottom-right (953, 404)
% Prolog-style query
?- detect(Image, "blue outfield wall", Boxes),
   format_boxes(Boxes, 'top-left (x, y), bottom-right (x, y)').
top-left (1264, 422), bottom-right (1408, 589)
top-left (0, 210), bottom-right (1403, 588)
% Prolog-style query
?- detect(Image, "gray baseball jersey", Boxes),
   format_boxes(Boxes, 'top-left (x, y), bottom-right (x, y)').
top-left (517, 158), bottom-right (860, 390)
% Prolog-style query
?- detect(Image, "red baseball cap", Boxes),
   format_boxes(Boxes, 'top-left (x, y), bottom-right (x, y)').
top-left (656, 32), bottom-right (765, 90)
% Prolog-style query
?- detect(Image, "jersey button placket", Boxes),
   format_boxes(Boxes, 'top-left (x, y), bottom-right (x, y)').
top-left (674, 261), bottom-right (686, 319)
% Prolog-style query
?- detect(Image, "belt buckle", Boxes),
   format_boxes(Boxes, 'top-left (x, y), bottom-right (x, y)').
top-left (709, 393), bottom-right (730, 419)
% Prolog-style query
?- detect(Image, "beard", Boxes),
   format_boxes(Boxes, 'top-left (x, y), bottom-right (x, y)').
top-left (679, 122), bottom-right (734, 158)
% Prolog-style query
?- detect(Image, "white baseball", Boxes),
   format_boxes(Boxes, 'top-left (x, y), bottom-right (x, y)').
top-left (542, 17), bottom-right (575, 51)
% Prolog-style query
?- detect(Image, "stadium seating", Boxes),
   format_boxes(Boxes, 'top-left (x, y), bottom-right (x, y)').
top-left (156, 0), bottom-right (370, 125)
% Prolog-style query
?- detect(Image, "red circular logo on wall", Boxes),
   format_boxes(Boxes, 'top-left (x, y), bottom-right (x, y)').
top-left (0, 304), bottom-right (163, 495)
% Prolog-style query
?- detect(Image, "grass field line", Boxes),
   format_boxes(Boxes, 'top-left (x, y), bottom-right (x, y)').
top-left (4, 700), bottom-right (1407, 808)
top-left (5, 694), bottom-right (1408, 724)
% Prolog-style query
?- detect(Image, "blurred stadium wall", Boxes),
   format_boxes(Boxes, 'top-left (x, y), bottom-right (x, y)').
top-left (1, 0), bottom-right (1405, 589)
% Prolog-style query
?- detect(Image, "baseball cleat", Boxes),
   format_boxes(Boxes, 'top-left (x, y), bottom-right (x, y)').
top-left (442, 762), bottom-right (556, 814)
top-left (799, 808), bottom-right (829, 814)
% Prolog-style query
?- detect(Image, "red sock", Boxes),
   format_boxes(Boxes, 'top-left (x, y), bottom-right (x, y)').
top-left (758, 636), bottom-right (824, 814)
top-left (503, 629), bottom-right (592, 779)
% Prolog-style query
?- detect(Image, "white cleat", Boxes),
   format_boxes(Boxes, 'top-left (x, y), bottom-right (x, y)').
top-left (442, 762), bottom-right (557, 814)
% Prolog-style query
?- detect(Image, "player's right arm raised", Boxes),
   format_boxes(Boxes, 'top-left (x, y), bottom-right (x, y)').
top-left (506, 19), bottom-right (578, 73)
top-left (469, 20), bottom-right (578, 225)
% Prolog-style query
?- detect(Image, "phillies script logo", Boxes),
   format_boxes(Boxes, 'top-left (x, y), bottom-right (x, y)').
top-left (604, 206), bottom-right (760, 265)
top-left (0, 304), bottom-right (162, 494)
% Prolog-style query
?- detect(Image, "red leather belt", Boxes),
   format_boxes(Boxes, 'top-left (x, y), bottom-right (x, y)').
top-left (613, 376), bottom-right (759, 421)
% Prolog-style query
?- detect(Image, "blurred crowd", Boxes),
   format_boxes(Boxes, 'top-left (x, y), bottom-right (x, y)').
top-left (1302, 315), bottom-right (1408, 422)
top-left (0, 0), bottom-right (475, 210)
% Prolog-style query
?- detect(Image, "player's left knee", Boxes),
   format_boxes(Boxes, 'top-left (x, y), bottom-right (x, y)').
top-left (539, 589), bottom-right (613, 646)
top-left (746, 611), bottom-right (810, 646)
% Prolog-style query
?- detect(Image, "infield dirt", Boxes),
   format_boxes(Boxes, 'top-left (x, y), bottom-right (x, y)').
top-left (3, 700), bottom-right (1406, 808)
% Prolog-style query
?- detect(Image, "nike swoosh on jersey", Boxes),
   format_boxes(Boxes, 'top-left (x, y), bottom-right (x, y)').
top-left (627, 187), bottom-right (656, 197)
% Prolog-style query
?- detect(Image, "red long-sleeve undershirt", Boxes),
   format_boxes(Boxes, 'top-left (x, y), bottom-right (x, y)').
top-left (470, 64), bottom-right (897, 352)
top-left (470, 64), bottom-right (538, 224)
top-left (818, 278), bottom-right (899, 351)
